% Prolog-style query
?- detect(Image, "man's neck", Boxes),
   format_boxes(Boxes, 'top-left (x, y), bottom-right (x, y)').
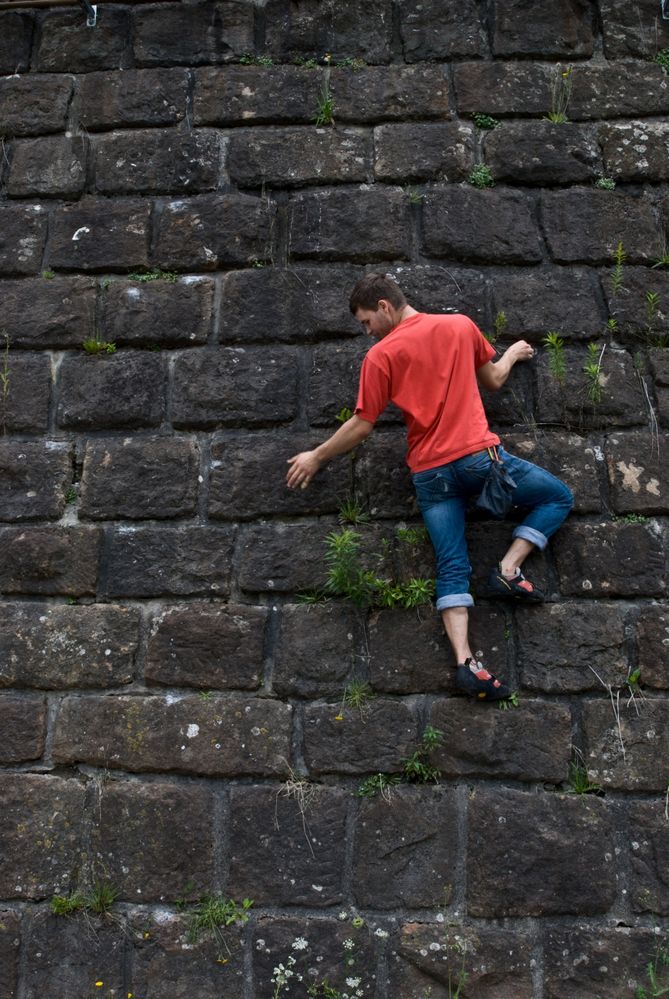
top-left (394, 305), bottom-right (418, 326)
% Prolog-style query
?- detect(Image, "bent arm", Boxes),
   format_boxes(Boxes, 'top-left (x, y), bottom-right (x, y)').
top-left (286, 414), bottom-right (374, 489)
top-left (476, 340), bottom-right (534, 391)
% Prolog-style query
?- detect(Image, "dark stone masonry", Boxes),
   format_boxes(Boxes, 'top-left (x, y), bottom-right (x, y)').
top-left (0, 0), bottom-right (668, 996)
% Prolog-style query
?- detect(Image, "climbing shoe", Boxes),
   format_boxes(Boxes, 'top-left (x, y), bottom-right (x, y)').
top-left (455, 658), bottom-right (511, 701)
top-left (487, 566), bottom-right (544, 602)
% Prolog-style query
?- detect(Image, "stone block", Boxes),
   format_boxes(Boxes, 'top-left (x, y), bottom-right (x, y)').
top-left (374, 122), bottom-right (475, 182)
top-left (467, 787), bottom-right (616, 916)
top-left (252, 915), bottom-right (378, 997)
top-left (228, 126), bottom-right (371, 188)
top-left (238, 521), bottom-right (331, 594)
top-left (7, 135), bottom-right (87, 197)
top-left (288, 186), bottom-right (411, 262)
top-left (535, 347), bottom-right (647, 430)
top-left (79, 435), bottom-right (199, 520)
top-left (264, 0), bottom-right (392, 63)
top-left (600, 0), bottom-right (669, 57)
top-left (368, 605), bottom-right (508, 693)
top-left (543, 923), bottom-right (660, 998)
top-left (0, 12), bottom-right (33, 73)
top-left (0, 354), bottom-right (50, 432)
top-left (194, 65), bottom-right (319, 125)
top-left (583, 699), bottom-right (669, 791)
top-left (219, 265), bottom-right (359, 343)
top-left (0, 910), bottom-right (20, 999)
top-left (479, 363), bottom-right (534, 430)
top-left (627, 800), bottom-right (669, 914)
top-left (129, 910), bottom-right (245, 996)
top-left (35, 7), bottom-right (130, 71)
top-left (543, 190), bottom-right (662, 264)
top-left (307, 339), bottom-right (369, 425)
top-left (353, 787), bottom-right (459, 908)
top-left (491, 266), bottom-right (604, 340)
top-left (569, 62), bottom-right (669, 119)
top-left (145, 602), bottom-right (267, 690)
top-left (155, 193), bottom-right (276, 270)
top-left (601, 121), bottom-right (669, 182)
top-left (92, 780), bottom-right (215, 901)
top-left (649, 346), bottom-right (669, 386)
top-left (0, 602), bottom-right (138, 689)
top-left (398, 0), bottom-right (487, 59)
top-left (0, 275), bottom-right (96, 348)
top-left (388, 922), bottom-right (534, 999)
top-left (555, 520), bottom-right (665, 597)
top-left (103, 526), bottom-right (235, 598)
top-left (0, 694), bottom-right (46, 763)
top-left (485, 122), bottom-right (600, 184)
top-left (492, 0), bottom-right (595, 56)
top-left (303, 697), bottom-right (418, 775)
top-left (228, 785), bottom-right (347, 906)
top-left (602, 266), bottom-right (669, 335)
top-left (0, 774), bottom-right (85, 898)
top-left (0, 526), bottom-right (100, 596)
top-left (606, 430), bottom-right (669, 514)
top-left (331, 65), bottom-right (452, 122)
top-left (503, 430), bottom-right (602, 515)
top-left (48, 199), bottom-right (151, 272)
top-left (22, 911), bottom-right (125, 999)
top-left (0, 75), bottom-right (72, 137)
top-left (134, 0), bottom-right (254, 66)
top-left (53, 694), bottom-right (292, 776)
top-left (78, 68), bottom-right (189, 130)
top-left (454, 62), bottom-right (554, 117)
top-left (208, 431), bottom-right (349, 520)
top-left (0, 203), bottom-right (48, 275)
top-left (354, 431), bottom-right (415, 517)
top-left (386, 263), bottom-right (491, 330)
top-left (429, 698), bottom-right (571, 782)
top-left (57, 353), bottom-right (165, 430)
top-left (423, 187), bottom-right (542, 264)
top-left (272, 603), bottom-right (362, 698)
top-left (94, 128), bottom-right (220, 195)
top-left (517, 602), bottom-right (629, 692)
top-left (0, 441), bottom-right (71, 521)
top-left (172, 347), bottom-right (298, 429)
top-left (635, 604), bottom-right (669, 689)
top-left (100, 277), bottom-right (214, 347)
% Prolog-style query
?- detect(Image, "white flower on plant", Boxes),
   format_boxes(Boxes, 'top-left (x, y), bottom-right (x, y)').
top-left (343, 938), bottom-right (355, 950)
top-left (374, 928), bottom-right (389, 938)
top-left (346, 977), bottom-right (361, 988)
top-left (292, 937), bottom-right (308, 951)
top-left (338, 910), bottom-right (348, 920)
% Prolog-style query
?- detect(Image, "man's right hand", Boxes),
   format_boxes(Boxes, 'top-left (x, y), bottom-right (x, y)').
top-left (286, 450), bottom-right (322, 490)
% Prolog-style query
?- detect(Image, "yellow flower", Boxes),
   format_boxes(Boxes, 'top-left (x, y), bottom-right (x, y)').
top-left (95, 983), bottom-right (104, 989)
top-left (334, 714), bottom-right (343, 721)
top-left (217, 957), bottom-right (229, 965)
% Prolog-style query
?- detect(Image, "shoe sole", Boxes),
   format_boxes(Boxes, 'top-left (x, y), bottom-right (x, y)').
top-left (487, 576), bottom-right (544, 602)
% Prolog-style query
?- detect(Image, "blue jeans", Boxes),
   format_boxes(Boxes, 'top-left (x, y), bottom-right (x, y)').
top-left (411, 447), bottom-right (573, 611)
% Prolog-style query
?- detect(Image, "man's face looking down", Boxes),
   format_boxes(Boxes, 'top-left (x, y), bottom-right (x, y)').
top-left (354, 298), bottom-right (400, 339)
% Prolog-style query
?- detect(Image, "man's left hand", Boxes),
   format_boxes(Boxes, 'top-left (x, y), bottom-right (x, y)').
top-left (286, 450), bottom-right (322, 490)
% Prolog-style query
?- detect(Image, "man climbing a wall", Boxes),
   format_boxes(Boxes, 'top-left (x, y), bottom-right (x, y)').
top-left (286, 273), bottom-right (573, 701)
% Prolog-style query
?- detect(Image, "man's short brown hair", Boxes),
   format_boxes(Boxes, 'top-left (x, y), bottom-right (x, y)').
top-left (349, 272), bottom-right (407, 315)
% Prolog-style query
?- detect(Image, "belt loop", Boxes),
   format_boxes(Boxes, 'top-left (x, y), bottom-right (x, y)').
top-left (487, 446), bottom-right (499, 462)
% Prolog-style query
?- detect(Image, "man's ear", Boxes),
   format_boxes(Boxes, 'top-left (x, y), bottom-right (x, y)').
top-left (377, 298), bottom-right (392, 315)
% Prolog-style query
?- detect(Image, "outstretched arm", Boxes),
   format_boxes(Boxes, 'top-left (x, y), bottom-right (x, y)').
top-left (286, 414), bottom-right (374, 490)
top-left (476, 340), bottom-right (535, 391)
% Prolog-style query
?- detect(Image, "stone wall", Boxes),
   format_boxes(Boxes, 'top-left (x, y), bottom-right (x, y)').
top-left (1, 0), bottom-right (669, 996)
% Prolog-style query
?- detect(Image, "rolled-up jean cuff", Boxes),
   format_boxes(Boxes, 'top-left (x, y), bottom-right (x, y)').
top-left (436, 593), bottom-right (475, 611)
top-left (512, 525), bottom-right (548, 550)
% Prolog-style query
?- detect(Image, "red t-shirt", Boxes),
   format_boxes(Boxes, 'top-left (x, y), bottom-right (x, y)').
top-left (355, 312), bottom-right (500, 473)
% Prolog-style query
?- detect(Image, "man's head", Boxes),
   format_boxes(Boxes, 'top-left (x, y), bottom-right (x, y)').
top-left (349, 273), bottom-right (408, 339)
